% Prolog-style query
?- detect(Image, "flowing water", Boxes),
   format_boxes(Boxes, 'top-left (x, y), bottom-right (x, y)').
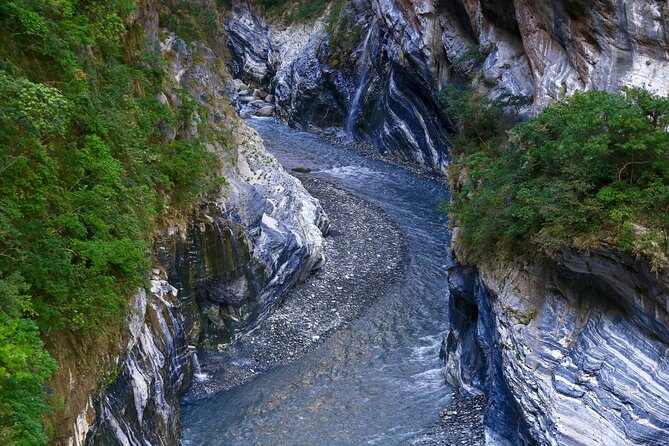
top-left (181, 119), bottom-right (452, 445)
top-left (345, 23), bottom-right (376, 138)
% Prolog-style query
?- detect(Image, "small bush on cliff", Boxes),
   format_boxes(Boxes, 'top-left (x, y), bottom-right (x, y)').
top-left (0, 0), bottom-right (223, 443)
top-left (162, 1), bottom-right (222, 45)
top-left (446, 87), bottom-right (669, 270)
top-left (252, 0), bottom-right (333, 23)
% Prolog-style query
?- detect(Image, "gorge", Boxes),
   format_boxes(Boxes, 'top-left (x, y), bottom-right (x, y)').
top-left (0, 1), bottom-right (668, 446)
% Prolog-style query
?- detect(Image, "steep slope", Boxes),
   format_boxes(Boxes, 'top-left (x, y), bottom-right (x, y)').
top-left (445, 248), bottom-right (669, 445)
top-left (0, 1), bottom-right (328, 445)
top-left (69, 17), bottom-right (327, 443)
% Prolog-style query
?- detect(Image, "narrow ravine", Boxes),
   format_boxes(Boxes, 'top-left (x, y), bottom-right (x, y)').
top-left (180, 119), bottom-right (454, 445)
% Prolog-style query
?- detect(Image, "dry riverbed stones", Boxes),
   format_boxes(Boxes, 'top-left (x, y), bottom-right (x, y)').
top-left (184, 175), bottom-right (406, 399)
top-left (230, 78), bottom-right (276, 118)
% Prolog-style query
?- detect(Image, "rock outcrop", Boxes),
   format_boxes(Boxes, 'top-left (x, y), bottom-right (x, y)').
top-left (223, 0), bottom-right (669, 171)
top-left (445, 248), bottom-right (669, 445)
top-left (79, 278), bottom-right (191, 446)
top-left (225, 2), bottom-right (275, 86)
top-left (157, 30), bottom-right (327, 348)
top-left (225, 0), bottom-right (452, 171)
top-left (65, 4), bottom-right (327, 446)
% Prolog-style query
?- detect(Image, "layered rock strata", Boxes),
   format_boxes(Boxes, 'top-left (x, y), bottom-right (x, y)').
top-left (224, 0), bottom-right (669, 170)
top-left (444, 248), bottom-right (669, 445)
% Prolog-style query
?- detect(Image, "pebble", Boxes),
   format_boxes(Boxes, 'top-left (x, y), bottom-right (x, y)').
top-left (405, 394), bottom-right (486, 446)
top-left (183, 176), bottom-right (407, 400)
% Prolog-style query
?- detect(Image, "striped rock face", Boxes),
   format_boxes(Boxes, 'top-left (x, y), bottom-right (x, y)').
top-left (446, 247), bottom-right (669, 445)
top-left (224, 0), bottom-right (669, 173)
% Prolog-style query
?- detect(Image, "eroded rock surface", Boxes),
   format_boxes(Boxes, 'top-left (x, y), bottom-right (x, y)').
top-left (224, 0), bottom-right (669, 171)
top-left (445, 248), bottom-right (669, 445)
top-left (82, 277), bottom-right (190, 446)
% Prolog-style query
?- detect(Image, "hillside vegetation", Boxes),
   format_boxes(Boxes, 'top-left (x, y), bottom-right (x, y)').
top-left (444, 87), bottom-right (669, 271)
top-left (0, 1), bottom-right (223, 444)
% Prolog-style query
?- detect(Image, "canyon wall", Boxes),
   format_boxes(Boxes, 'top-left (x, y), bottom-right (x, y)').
top-left (60, 1), bottom-right (669, 444)
top-left (62, 2), bottom-right (327, 445)
top-left (225, 0), bottom-right (669, 171)
top-left (445, 248), bottom-right (669, 445)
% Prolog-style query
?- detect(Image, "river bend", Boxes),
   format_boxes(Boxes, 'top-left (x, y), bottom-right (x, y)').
top-left (181, 120), bottom-right (452, 445)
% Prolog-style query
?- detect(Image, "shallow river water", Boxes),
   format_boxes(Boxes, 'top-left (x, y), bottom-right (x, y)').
top-left (181, 120), bottom-right (452, 445)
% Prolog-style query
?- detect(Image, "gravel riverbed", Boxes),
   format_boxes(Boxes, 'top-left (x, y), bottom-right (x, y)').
top-left (184, 175), bottom-right (406, 400)
top-left (406, 393), bottom-right (486, 446)
top-left (183, 168), bottom-right (485, 446)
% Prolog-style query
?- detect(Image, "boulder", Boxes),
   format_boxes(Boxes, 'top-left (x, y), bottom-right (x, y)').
top-left (232, 79), bottom-right (248, 91)
top-left (255, 106), bottom-right (274, 116)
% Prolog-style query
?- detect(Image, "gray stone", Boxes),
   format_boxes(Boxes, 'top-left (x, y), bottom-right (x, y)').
top-left (255, 105), bottom-right (274, 116)
top-left (224, 3), bottom-right (275, 85)
top-left (248, 99), bottom-right (268, 107)
top-left (291, 166), bottom-right (312, 173)
top-left (445, 247), bottom-right (669, 445)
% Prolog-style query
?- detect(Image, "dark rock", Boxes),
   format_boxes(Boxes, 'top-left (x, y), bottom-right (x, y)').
top-left (224, 2), bottom-right (275, 86)
top-left (291, 166), bottom-right (312, 173)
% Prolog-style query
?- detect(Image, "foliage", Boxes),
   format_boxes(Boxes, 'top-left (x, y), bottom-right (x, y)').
top-left (0, 276), bottom-right (57, 446)
top-left (0, 1), bottom-right (223, 443)
top-left (251, 0), bottom-right (332, 23)
top-left (291, 0), bottom-right (330, 22)
top-left (450, 45), bottom-right (490, 73)
top-left (445, 87), bottom-right (669, 270)
top-left (325, 1), bottom-right (363, 67)
top-left (161, 1), bottom-right (222, 45)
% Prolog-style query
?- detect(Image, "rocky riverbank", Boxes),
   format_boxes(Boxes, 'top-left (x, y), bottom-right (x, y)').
top-left (406, 394), bottom-right (486, 446)
top-left (183, 175), bottom-right (406, 400)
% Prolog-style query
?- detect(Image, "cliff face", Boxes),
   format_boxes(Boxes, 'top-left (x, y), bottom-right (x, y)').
top-left (445, 248), bottom-right (669, 445)
top-left (62, 2), bottom-right (327, 445)
top-left (75, 278), bottom-right (190, 446)
top-left (224, 0), bottom-right (669, 170)
top-left (60, 1), bottom-right (669, 444)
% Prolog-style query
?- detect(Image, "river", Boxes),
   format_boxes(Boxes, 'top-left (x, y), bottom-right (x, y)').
top-left (180, 119), bottom-right (452, 445)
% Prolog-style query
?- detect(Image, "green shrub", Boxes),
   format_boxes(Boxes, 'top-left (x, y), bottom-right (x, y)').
top-left (251, 0), bottom-right (333, 23)
top-left (446, 87), bottom-right (669, 270)
top-left (161, 1), bottom-right (222, 45)
top-left (450, 45), bottom-right (491, 74)
top-left (0, 0), bottom-right (225, 443)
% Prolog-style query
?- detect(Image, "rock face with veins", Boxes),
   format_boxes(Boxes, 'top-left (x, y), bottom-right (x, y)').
top-left (445, 247), bottom-right (669, 445)
top-left (68, 4), bottom-right (328, 445)
top-left (224, 0), bottom-right (669, 171)
top-left (222, 4), bottom-right (669, 441)
top-left (225, 2), bottom-right (275, 85)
